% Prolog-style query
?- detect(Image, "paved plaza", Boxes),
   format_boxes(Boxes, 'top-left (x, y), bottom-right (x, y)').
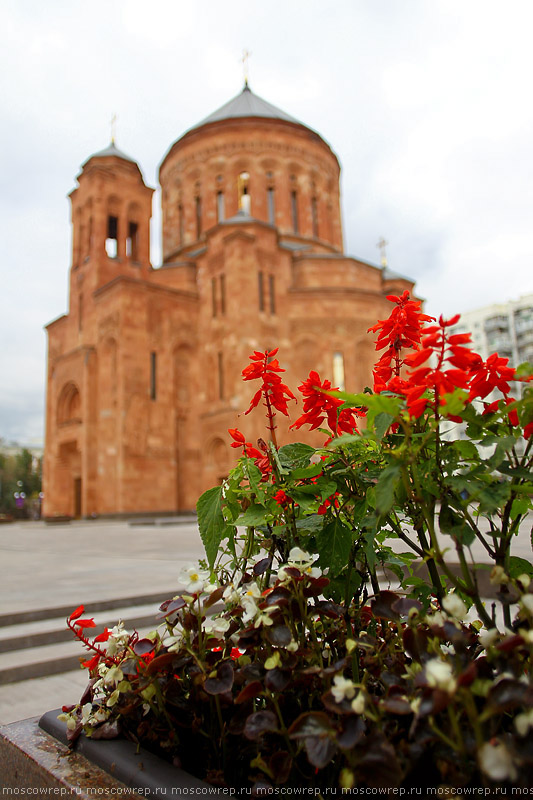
top-left (0, 513), bottom-right (531, 725)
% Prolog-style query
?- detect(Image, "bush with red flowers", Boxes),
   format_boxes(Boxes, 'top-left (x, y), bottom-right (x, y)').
top-left (62, 294), bottom-right (533, 791)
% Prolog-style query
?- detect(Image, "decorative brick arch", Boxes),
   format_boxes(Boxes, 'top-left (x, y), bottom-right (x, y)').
top-left (57, 382), bottom-right (81, 425)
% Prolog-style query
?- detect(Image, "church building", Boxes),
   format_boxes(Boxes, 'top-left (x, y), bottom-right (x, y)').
top-left (43, 83), bottom-right (416, 518)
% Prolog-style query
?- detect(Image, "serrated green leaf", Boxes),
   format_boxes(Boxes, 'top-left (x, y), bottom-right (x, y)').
top-left (316, 518), bottom-right (353, 574)
top-left (197, 486), bottom-right (234, 569)
top-left (288, 462), bottom-right (323, 481)
top-left (278, 443), bottom-right (315, 470)
top-left (374, 412), bottom-right (395, 441)
top-left (236, 504), bottom-right (269, 527)
top-left (439, 501), bottom-right (475, 546)
top-left (508, 556), bottom-right (533, 579)
top-left (375, 464), bottom-right (402, 515)
top-left (510, 497), bottom-right (532, 519)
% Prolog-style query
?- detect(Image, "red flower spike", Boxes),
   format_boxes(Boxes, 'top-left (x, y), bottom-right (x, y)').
top-left (74, 618), bottom-right (96, 630)
top-left (94, 628), bottom-right (111, 643)
top-left (82, 654), bottom-right (100, 671)
top-left (241, 350), bottom-right (296, 447)
top-left (69, 605), bottom-right (85, 621)
top-left (524, 421), bottom-right (533, 439)
top-left (290, 370), bottom-right (362, 436)
top-left (228, 428), bottom-right (246, 449)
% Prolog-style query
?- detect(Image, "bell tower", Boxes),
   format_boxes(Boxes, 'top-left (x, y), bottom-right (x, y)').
top-left (68, 141), bottom-right (154, 332)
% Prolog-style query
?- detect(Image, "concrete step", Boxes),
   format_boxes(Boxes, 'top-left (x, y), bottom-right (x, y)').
top-left (0, 602), bottom-right (163, 654)
top-left (0, 595), bottom-right (175, 686)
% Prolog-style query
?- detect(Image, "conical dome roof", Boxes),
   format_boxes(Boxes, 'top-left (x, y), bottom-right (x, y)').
top-left (192, 82), bottom-right (302, 129)
top-left (82, 141), bottom-right (138, 168)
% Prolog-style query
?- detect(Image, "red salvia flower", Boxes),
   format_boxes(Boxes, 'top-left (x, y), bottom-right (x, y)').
top-left (242, 348), bottom-right (296, 417)
top-left (368, 291), bottom-right (435, 389)
top-left (468, 353), bottom-right (516, 401)
top-left (290, 370), bottom-right (362, 436)
top-left (81, 654), bottom-right (100, 671)
top-left (228, 428), bottom-right (272, 481)
top-left (241, 349), bottom-right (296, 448)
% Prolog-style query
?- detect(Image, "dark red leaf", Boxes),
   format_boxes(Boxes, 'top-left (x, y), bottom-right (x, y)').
top-left (371, 591), bottom-right (401, 621)
top-left (337, 716), bottom-right (365, 749)
top-left (305, 736), bottom-right (337, 769)
top-left (268, 751), bottom-right (292, 784)
top-left (380, 696), bottom-right (412, 715)
top-left (235, 681), bottom-right (263, 705)
top-left (204, 661), bottom-right (234, 695)
top-left (133, 638), bottom-right (155, 657)
top-left (266, 625), bottom-right (292, 647)
top-left (203, 586), bottom-right (225, 609)
top-left (253, 558), bottom-right (272, 576)
top-left (288, 711), bottom-right (333, 739)
top-left (391, 597), bottom-right (423, 617)
top-left (244, 710), bottom-right (278, 740)
top-left (265, 668), bottom-right (291, 693)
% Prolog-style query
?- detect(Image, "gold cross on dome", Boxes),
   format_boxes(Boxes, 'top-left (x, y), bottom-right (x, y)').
top-left (110, 113), bottom-right (117, 144)
top-left (241, 49), bottom-right (252, 86)
top-left (377, 237), bottom-right (388, 267)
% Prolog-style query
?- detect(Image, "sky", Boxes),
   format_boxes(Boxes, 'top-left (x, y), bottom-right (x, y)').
top-left (1, 0), bottom-right (533, 446)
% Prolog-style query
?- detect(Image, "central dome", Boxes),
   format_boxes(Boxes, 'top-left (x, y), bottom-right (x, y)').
top-left (159, 84), bottom-right (343, 262)
top-left (192, 82), bottom-right (302, 128)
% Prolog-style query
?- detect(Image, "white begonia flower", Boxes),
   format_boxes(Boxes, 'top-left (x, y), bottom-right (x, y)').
top-left (331, 674), bottom-right (357, 703)
top-left (425, 610), bottom-right (447, 628)
top-left (425, 659), bottom-right (457, 693)
top-left (203, 616), bottom-right (231, 635)
top-left (520, 594), bottom-right (533, 615)
top-left (103, 666), bottom-right (123, 687)
top-left (57, 712), bottom-right (78, 731)
top-left (253, 606), bottom-right (279, 628)
top-left (241, 595), bottom-right (259, 624)
top-left (106, 689), bottom-right (120, 708)
top-left (519, 628), bottom-right (533, 644)
top-left (351, 693), bottom-right (365, 714)
top-left (490, 565), bottom-right (508, 586)
top-left (478, 740), bottom-right (517, 782)
top-left (517, 573), bottom-right (531, 589)
top-left (105, 622), bottom-right (130, 656)
top-left (222, 573), bottom-right (243, 605)
top-left (81, 703), bottom-right (94, 725)
top-left (442, 593), bottom-right (467, 620)
top-left (163, 633), bottom-right (184, 653)
top-left (515, 708), bottom-right (533, 737)
top-left (178, 564), bottom-right (210, 594)
top-left (288, 547), bottom-right (320, 574)
top-left (478, 628), bottom-right (500, 649)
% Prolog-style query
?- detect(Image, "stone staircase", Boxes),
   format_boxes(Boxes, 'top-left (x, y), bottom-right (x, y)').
top-left (0, 592), bottom-right (170, 687)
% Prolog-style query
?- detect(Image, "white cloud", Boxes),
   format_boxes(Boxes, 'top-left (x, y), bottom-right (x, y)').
top-left (1, 0), bottom-right (533, 441)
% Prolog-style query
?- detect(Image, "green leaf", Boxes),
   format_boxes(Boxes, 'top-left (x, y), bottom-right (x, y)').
top-left (236, 504), bottom-right (269, 527)
top-left (278, 443), bottom-right (315, 470)
top-left (288, 462), bottom-right (323, 481)
top-left (439, 501), bottom-right (475, 546)
top-left (440, 388), bottom-right (468, 417)
top-left (375, 464), bottom-right (402, 515)
top-left (508, 556), bottom-right (533, 580)
top-left (316, 518), bottom-right (353, 574)
top-left (197, 486), bottom-right (234, 569)
top-left (510, 497), bottom-right (532, 519)
top-left (374, 412), bottom-right (395, 441)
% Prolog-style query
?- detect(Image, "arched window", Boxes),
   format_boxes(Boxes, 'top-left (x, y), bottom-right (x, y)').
top-left (57, 383), bottom-right (82, 424)
top-left (238, 172), bottom-right (251, 215)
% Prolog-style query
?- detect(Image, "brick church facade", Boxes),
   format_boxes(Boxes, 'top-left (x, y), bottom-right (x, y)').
top-left (43, 83), bottom-right (416, 518)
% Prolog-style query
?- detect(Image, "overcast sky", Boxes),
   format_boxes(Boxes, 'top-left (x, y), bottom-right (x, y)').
top-left (2, 0), bottom-right (533, 445)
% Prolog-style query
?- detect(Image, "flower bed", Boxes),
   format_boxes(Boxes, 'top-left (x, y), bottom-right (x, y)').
top-left (59, 293), bottom-right (533, 791)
